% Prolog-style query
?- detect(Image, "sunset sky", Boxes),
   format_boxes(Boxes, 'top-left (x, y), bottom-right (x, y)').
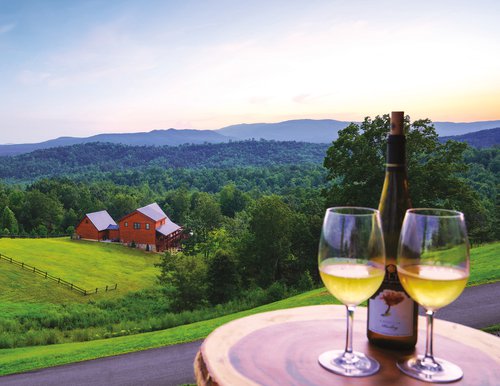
top-left (0, 0), bottom-right (499, 143)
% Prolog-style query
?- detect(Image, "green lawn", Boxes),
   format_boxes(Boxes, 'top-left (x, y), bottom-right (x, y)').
top-left (0, 240), bottom-right (498, 376)
top-left (469, 242), bottom-right (500, 285)
top-left (0, 238), bottom-right (159, 293)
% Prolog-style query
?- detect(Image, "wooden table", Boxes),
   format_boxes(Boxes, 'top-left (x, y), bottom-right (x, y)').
top-left (195, 305), bottom-right (500, 385)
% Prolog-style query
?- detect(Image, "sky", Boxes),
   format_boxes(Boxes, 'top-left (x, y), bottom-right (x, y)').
top-left (0, 0), bottom-right (499, 143)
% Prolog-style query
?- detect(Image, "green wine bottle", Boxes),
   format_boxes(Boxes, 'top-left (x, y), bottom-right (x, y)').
top-left (367, 111), bottom-right (418, 350)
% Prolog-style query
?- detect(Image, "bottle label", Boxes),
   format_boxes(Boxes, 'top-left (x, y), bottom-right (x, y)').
top-left (368, 264), bottom-right (414, 337)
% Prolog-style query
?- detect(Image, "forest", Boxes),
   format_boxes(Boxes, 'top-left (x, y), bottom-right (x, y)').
top-left (0, 140), bottom-right (328, 181)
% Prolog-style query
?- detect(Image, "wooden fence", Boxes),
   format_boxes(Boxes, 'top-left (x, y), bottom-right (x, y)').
top-left (0, 253), bottom-right (117, 296)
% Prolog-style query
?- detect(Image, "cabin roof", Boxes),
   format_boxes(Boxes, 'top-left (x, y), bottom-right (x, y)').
top-left (137, 203), bottom-right (167, 222)
top-left (156, 221), bottom-right (181, 236)
top-left (86, 210), bottom-right (118, 232)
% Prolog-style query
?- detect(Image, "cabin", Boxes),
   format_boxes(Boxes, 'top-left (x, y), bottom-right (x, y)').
top-left (118, 203), bottom-right (183, 252)
top-left (75, 210), bottom-right (119, 241)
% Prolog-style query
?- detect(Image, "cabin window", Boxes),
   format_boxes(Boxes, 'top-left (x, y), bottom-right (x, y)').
top-left (133, 222), bottom-right (141, 229)
top-left (125, 222), bottom-right (128, 227)
top-left (146, 223), bottom-right (150, 230)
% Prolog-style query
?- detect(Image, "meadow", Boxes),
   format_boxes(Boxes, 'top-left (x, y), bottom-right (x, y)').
top-left (0, 238), bottom-right (160, 295)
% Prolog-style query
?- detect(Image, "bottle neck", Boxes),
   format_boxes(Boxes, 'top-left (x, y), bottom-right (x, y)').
top-left (385, 134), bottom-right (406, 172)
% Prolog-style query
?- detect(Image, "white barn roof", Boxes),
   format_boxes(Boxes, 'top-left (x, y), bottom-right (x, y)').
top-left (137, 203), bottom-right (167, 221)
top-left (86, 210), bottom-right (117, 232)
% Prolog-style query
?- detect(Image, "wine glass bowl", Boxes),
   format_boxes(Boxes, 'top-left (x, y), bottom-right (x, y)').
top-left (396, 208), bottom-right (470, 383)
top-left (318, 207), bottom-right (385, 377)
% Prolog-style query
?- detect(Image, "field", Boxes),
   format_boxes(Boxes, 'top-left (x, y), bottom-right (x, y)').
top-left (0, 238), bottom-right (160, 301)
top-left (0, 240), bottom-right (498, 376)
top-left (468, 242), bottom-right (500, 285)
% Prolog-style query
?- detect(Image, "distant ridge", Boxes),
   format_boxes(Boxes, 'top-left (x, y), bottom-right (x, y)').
top-left (1, 118), bottom-right (500, 156)
top-left (0, 129), bottom-right (230, 156)
top-left (433, 120), bottom-right (500, 136)
top-left (216, 119), bottom-right (351, 143)
top-left (440, 127), bottom-right (500, 148)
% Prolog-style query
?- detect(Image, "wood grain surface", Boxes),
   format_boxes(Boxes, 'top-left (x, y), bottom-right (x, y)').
top-left (195, 305), bottom-right (500, 386)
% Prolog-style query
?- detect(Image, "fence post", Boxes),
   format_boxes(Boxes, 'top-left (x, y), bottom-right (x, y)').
top-left (70, 283), bottom-right (73, 290)
top-left (84, 290), bottom-right (87, 296)
top-left (10, 257), bottom-right (12, 263)
top-left (33, 267), bottom-right (36, 273)
top-left (58, 278), bottom-right (61, 284)
top-left (45, 272), bottom-right (48, 278)
top-left (106, 285), bottom-right (108, 291)
top-left (115, 284), bottom-right (118, 290)
top-left (21, 262), bottom-right (24, 268)
top-left (95, 288), bottom-right (98, 294)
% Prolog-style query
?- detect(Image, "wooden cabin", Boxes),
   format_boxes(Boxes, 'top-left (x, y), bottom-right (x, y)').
top-left (118, 203), bottom-right (183, 252)
top-left (75, 210), bottom-right (119, 241)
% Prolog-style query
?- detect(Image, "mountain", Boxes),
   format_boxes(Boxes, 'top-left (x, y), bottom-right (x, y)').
top-left (432, 120), bottom-right (500, 136)
top-left (217, 119), bottom-right (500, 143)
top-left (2, 118), bottom-right (500, 157)
top-left (216, 119), bottom-right (350, 143)
top-left (440, 127), bottom-right (500, 148)
top-left (0, 129), bottom-right (231, 156)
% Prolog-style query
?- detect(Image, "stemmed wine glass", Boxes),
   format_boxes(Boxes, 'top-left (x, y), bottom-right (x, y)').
top-left (318, 207), bottom-right (385, 377)
top-left (397, 209), bottom-right (470, 383)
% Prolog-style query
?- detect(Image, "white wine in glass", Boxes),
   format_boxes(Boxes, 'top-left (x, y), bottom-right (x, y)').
top-left (397, 208), bottom-right (470, 383)
top-left (318, 207), bottom-right (385, 377)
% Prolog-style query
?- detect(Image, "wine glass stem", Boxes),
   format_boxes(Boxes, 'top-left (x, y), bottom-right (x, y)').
top-left (424, 309), bottom-right (435, 362)
top-left (344, 305), bottom-right (355, 358)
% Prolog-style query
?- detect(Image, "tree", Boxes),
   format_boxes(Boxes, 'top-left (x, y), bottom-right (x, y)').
top-left (245, 195), bottom-right (294, 287)
top-left (323, 114), bottom-right (491, 242)
top-left (61, 208), bottom-right (79, 231)
top-left (184, 193), bottom-right (222, 256)
top-left (108, 193), bottom-right (138, 220)
top-left (207, 249), bottom-right (240, 304)
top-left (1, 206), bottom-right (19, 235)
top-left (20, 190), bottom-right (64, 232)
top-left (219, 184), bottom-right (249, 217)
top-left (156, 251), bottom-right (208, 311)
top-left (162, 187), bottom-right (190, 224)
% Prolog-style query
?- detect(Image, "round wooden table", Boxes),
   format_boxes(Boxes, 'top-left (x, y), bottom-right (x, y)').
top-left (194, 305), bottom-right (500, 385)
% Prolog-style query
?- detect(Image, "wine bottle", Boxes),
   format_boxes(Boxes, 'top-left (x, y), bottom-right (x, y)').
top-left (367, 111), bottom-right (418, 350)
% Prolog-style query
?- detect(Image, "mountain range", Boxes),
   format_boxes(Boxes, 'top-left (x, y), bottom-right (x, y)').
top-left (1, 119), bottom-right (499, 156)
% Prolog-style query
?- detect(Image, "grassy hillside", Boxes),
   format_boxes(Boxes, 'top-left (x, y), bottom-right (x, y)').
top-left (0, 238), bottom-right (159, 296)
top-left (0, 242), bottom-right (498, 376)
top-left (0, 288), bottom-right (338, 376)
top-left (0, 261), bottom-right (84, 305)
top-left (469, 242), bottom-right (500, 285)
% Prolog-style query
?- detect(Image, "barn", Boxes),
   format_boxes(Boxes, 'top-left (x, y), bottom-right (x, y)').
top-left (118, 203), bottom-right (183, 252)
top-left (75, 210), bottom-right (119, 241)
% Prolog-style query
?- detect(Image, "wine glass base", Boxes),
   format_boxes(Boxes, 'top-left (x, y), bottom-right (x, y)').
top-left (318, 350), bottom-right (380, 377)
top-left (397, 355), bottom-right (463, 383)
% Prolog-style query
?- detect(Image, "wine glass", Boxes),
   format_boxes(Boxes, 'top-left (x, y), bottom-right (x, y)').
top-left (397, 209), bottom-right (470, 383)
top-left (318, 207), bottom-right (385, 377)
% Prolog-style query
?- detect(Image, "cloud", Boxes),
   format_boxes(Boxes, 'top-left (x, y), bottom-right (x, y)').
top-left (0, 23), bottom-right (15, 35)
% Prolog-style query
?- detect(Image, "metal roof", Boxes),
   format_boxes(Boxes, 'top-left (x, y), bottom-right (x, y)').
top-left (137, 203), bottom-right (167, 222)
top-left (86, 210), bottom-right (118, 232)
top-left (156, 221), bottom-right (181, 236)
